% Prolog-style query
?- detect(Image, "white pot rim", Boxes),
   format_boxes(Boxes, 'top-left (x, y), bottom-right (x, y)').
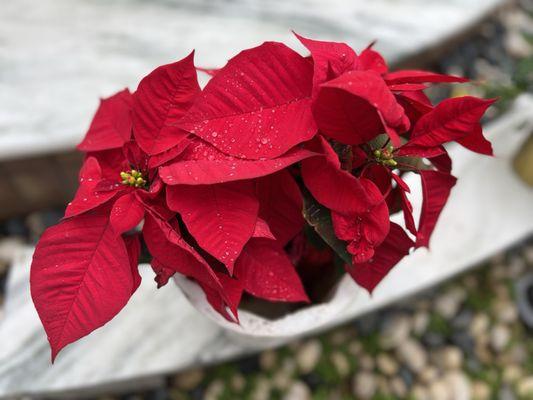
top-left (174, 274), bottom-right (361, 343)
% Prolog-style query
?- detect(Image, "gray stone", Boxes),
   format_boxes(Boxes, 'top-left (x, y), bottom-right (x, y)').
top-left (515, 273), bottom-right (533, 329)
top-left (379, 314), bottom-right (411, 349)
top-left (352, 372), bottom-right (377, 400)
top-left (283, 381), bottom-right (311, 400)
top-left (444, 371), bottom-right (471, 400)
top-left (296, 340), bottom-right (322, 374)
top-left (489, 324), bottom-right (511, 352)
top-left (396, 339), bottom-right (427, 373)
top-left (517, 377), bottom-right (533, 398)
top-left (376, 353), bottom-right (398, 376)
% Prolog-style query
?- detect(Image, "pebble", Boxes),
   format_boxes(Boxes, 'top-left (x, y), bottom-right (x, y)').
top-left (358, 354), bottom-right (375, 371)
top-left (347, 340), bottom-right (362, 356)
top-left (230, 373), bottom-right (246, 392)
top-left (502, 365), bottom-right (523, 384)
top-left (517, 377), bottom-right (533, 397)
top-left (282, 381), bottom-right (311, 400)
top-left (434, 288), bottom-right (465, 318)
top-left (390, 377), bottom-right (407, 397)
top-left (418, 366), bottom-right (438, 384)
top-left (376, 353), bottom-right (398, 376)
top-left (435, 346), bottom-right (464, 370)
top-left (251, 377), bottom-right (271, 400)
top-left (489, 324), bottom-right (511, 352)
top-left (412, 311), bottom-right (429, 335)
top-left (471, 380), bottom-right (491, 400)
top-left (296, 340), bottom-right (322, 374)
top-left (492, 301), bottom-right (518, 324)
top-left (396, 339), bottom-right (427, 373)
top-left (498, 385), bottom-right (517, 400)
top-left (379, 314), bottom-right (411, 349)
top-left (505, 30), bottom-right (533, 58)
top-left (470, 313), bottom-right (490, 337)
top-left (422, 332), bottom-right (445, 348)
top-left (411, 384), bottom-right (430, 400)
top-left (452, 309), bottom-right (474, 330)
top-left (173, 369), bottom-right (204, 390)
top-left (428, 380), bottom-right (451, 400)
top-left (330, 351), bottom-right (350, 377)
top-left (352, 372), bottom-right (377, 400)
top-left (444, 371), bottom-right (471, 400)
top-left (259, 350), bottom-right (277, 371)
top-left (515, 274), bottom-right (533, 329)
top-left (204, 380), bottom-right (224, 400)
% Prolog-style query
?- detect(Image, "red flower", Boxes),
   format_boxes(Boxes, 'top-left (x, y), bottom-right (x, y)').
top-left (30, 35), bottom-right (495, 361)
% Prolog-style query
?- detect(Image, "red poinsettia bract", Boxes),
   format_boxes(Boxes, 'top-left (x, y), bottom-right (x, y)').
top-left (31, 33), bottom-right (494, 361)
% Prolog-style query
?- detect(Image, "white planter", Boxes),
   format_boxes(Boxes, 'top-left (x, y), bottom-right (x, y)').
top-left (174, 274), bottom-right (362, 347)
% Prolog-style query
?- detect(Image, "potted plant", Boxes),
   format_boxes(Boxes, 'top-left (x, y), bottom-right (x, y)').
top-left (30, 33), bottom-right (495, 361)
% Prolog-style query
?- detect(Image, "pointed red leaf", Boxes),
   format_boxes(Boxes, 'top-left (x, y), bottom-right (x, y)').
top-left (77, 89), bottom-right (133, 152)
top-left (132, 52), bottom-right (200, 155)
top-left (178, 42), bottom-right (316, 159)
top-left (346, 223), bottom-right (413, 293)
top-left (253, 217), bottom-right (276, 240)
top-left (235, 239), bottom-right (309, 302)
top-left (160, 138), bottom-right (315, 185)
top-left (416, 170), bottom-right (457, 248)
top-left (257, 170), bottom-right (304, 245)
top-left (30, 211), bottom-right (135, 361)
top-left (166, 181), bottom-right (259, 273)
top-left (391, 173), bottom-right (416, 235)
top-left (294, 32), bottom-right (357, 97)
top-left (302, 137), bottom-right (386, 214)
top-left (109, 193), bottom-right (145, 234)
top-left (429, 149), bottom-right (453, 173)
top-left (314, 70), bottom-right (409, 146)
top-left (456, 124), bottom-right (493, 155)
top-left (384, 70), bottom-right (468, 85)
top-left (196, 272), bottom-right (244, 322)
top-left (65, 157), bottom-right (122, 218)
top-left (355, 46), bottom-right (388, 74)
top-left (398, 97), bottom-right (495, 156)
top-left (142, 213), bottom-right (223, 293)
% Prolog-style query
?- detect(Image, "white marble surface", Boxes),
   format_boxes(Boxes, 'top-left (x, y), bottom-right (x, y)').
top-left (0, 0), bottom-right (504, 160)
top-left (0, 95), bottom-right (531, 398)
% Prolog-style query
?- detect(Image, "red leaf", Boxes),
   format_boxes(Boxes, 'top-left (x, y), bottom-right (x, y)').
top-left (346, 223), bottom-right (413, 293)
top-left (124, 234), bottom-right (142, 293)
top-left (160, 137), bottom-right (315, 185)
top-left (355, 46), bottom-right (388, 74)
top-left (142, 213), bottom-right (224, 293)
top-left (416, 170), bottom-right (457, 248)
top-left (384, 70), bottom-right (468, 85)
top-left (30, 211), bottom-right (135, 361)
top-left (302, 137), bottom-right (385, 214)
top-left (132, 52), bottom-right (200, 155)
top-left (235, 239), bottom-right (309, 302)
top-left (64, 157), bottom-right (122, 218)
top-left (456, 124), bottom-right (493, 155)
top-left (390, 173), bottom-right (416, 235)
top-left (109, 193), bottom-right (145, 234)
top-left (294, 32), bottom-right (357, 97)
top-left (257, 170), bottom-right (304, 245)
top-left (77, 89), bottom-right (133, 152)
top-left (147, 137), bottom-right (191, 169)
top-left (178, 42), bottom-right (316, 159)
top-left (398, 97), bottom-right (495, 156)
top-left (166, 181), bottom-right (259, 273)
top-left (314, 70), bottom-right (409, 146)
top-left (253, 217), bottom-right (276, 240)
top-left (429, 149), bottom-right (453, 173)
top-left (197, 272), bottom-right (244, 322)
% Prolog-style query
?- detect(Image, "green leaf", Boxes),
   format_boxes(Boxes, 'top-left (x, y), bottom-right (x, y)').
top-left (302, 189), bottom-right (352, 265)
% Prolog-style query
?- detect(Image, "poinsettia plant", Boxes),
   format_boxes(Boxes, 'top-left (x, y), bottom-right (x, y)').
top-left (30, 33), bottom-right (495, 360)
